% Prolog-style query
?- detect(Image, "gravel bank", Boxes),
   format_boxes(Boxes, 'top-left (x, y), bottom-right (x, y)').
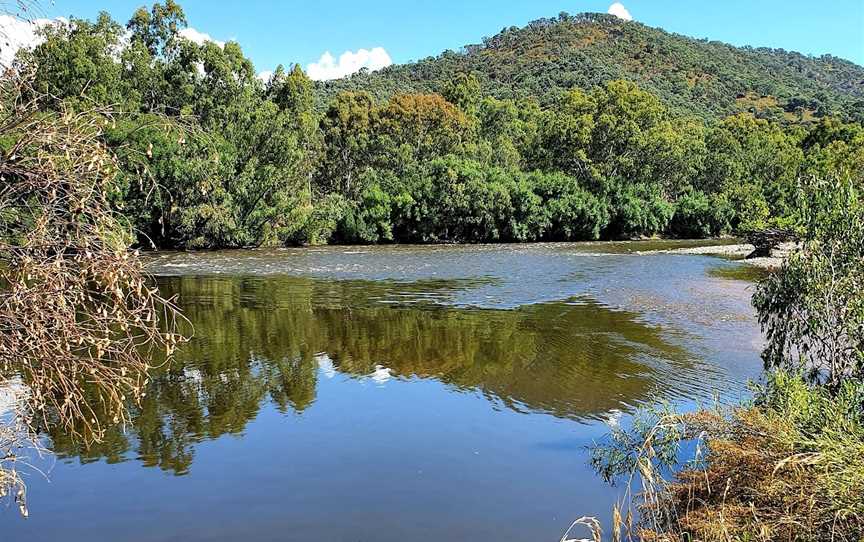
top-left (640, 242), bottom-right (797, 270)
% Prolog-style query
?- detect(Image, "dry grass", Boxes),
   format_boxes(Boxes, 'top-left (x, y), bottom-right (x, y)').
top-left (654, 409), bottom-right (862, 541)
top-left (593, 374), bottom-right (864, 542)
top-left (560, 516), bottom-right (604, 542)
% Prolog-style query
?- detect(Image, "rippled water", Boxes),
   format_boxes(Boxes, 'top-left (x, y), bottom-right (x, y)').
top-left (4, 242), bottom-right (763, 542)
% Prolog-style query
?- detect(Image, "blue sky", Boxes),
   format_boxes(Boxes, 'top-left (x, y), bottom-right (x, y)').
top-left (42, 0), bottom-right (864, 77)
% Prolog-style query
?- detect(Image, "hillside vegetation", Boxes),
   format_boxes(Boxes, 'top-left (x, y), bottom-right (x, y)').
top-left (15, 3), bottom-right (864, 249)
top-left (320, 13), bottom-right (864, 122)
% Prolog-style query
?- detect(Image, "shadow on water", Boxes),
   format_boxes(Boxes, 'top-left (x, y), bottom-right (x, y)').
top-left (48, 274), bottom-right (699, 475)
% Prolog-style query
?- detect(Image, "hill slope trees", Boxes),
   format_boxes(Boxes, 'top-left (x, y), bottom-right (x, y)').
top-left (320, 13), bottom-right (864, 122)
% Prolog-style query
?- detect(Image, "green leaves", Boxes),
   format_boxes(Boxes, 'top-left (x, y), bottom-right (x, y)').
top-left (753, 178), bottom-right (864, 389)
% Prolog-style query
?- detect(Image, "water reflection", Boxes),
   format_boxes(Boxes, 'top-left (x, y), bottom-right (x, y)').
top-left (49, 274), bottom-right (701, 474)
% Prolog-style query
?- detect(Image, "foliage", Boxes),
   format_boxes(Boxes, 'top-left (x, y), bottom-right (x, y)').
top-left (531, 171), bottom-right (608, 240)
top-left (669, 191), bottom-right (733, 238)
top-left (14, 2), bottom-right (864, 248)
top-left (320, 13), bottom-right (864, 122)
top-left (753, 178), bottom-right (864, 388)
top-left (337, 182), bottom-right (394, 243)
top-left (24, 3), bottom-right (313, 248)
top-left (592, 373), bottom-right (864, 542)
top-left (607, 182), bottom-right (675, 238)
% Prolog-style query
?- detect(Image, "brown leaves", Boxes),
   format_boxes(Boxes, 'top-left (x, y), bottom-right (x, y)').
top-left (0, 74), bottom-right (186, 515)
top-left (634, 407), bottom-right (864, 542)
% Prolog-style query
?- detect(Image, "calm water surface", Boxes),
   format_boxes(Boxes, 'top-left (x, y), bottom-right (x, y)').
top-left (4, 242), bottom-right (764, 542)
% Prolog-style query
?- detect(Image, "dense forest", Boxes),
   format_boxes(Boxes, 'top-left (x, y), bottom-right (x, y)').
top-left (17, 1), bottom-right (864, 249)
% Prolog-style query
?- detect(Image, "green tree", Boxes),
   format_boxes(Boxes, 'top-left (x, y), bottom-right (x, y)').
top-left (703, 114), bottom-right (804, 229)
top-left (753, 178), bottom-right (864, 389)
top-left (25, 13), bottom-right (125, 108)
top-left (442, 72), bottom-right (482, 115)
top-left (374, 94), bottom-right (470, 165)
top-left (317, 91), bottom-right (376, 198)
top-left (126, 0), bottom-right (187, 56)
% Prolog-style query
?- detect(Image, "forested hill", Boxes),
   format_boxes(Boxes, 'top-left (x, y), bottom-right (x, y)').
top-left (318, 12), bottom-right (864, 121)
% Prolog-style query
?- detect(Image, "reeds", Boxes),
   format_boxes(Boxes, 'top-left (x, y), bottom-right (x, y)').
top-left (589, 373), bottom-right (864, 542)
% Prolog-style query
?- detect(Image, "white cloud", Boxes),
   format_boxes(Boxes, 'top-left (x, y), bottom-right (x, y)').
top-left (178, 26), bottom-right (225, 48)
top-left (316, 355), bottom-right (337, 379)
top-left (0, 15), bottom-right (67, 68)
top-left (306, 46), bottom-right (392, 81)
top-left (367, 364), bottom-right (392, 385)
top-left (607, 2), bottom-right (633, 21)
top-left (257, 69), bottom-right (274, 83)
top-left (0, 18), bottom-right (224, 70)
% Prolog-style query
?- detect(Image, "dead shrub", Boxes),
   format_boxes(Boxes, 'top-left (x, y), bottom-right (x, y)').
top-left (593, 374), bottom-right (864, 542)
top-left (0, 74), bottom-right (185, 514)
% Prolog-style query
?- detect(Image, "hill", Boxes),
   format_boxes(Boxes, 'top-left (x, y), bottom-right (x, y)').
top-left (318, 12), bottom-right (864, 121)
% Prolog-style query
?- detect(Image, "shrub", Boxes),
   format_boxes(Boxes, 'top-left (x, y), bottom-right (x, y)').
top-left (591, 373), bottom-right (864, 542)
top-left (669, 191), bottom-right (734, 238)
top-left (753, 178), bottom-right (864, 388)
top-left (338, 183), bottom-right (394, 244)
top-left (531, 171), bottom-right (610, 241)
top-left (607, 182), bottom-right (674, 238)
top-left (286, 194), bottom-right (349, 246)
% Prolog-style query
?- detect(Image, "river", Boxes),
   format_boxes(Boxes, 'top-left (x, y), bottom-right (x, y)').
top-left (3, 241), bottom-right (765, 541)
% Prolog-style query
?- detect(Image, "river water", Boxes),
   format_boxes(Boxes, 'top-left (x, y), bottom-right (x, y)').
top-left (3, 241), bottom-right (765, 542)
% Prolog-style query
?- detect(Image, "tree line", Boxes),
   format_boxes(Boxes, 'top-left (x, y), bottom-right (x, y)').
top-left (19, 2), bottom-right (864, 249)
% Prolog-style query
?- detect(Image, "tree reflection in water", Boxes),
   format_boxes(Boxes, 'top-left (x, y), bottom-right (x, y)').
top-left (48, 275), bottom-right (696, 474)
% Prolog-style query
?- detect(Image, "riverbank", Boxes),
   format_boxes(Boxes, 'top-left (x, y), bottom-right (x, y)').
top-left (596, 189), bottom-right (864, 542)
top-left (642, 242), bottom-right (797, 269)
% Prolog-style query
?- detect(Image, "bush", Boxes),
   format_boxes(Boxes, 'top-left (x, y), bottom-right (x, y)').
top-left (391, 157), bottom-right (520, 243)
top-left (286, 194), bottom-right (349, 246)
top-left (607, 182), bottom-right (674, 238)
top-left (338, 183), bottom-right (394, 244)
top-left (531, 171), bottom-right (610, 241)
top-left (503, 175), bottom-right (547, 241)
top-left (591, 372), bottom-right (864, 542)
top-left (669, 190), bottom-right (734, 238)
top-left (753, 178), bottom-right (864, 388)
top-left (722, 182), bottom-right (771, 233)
